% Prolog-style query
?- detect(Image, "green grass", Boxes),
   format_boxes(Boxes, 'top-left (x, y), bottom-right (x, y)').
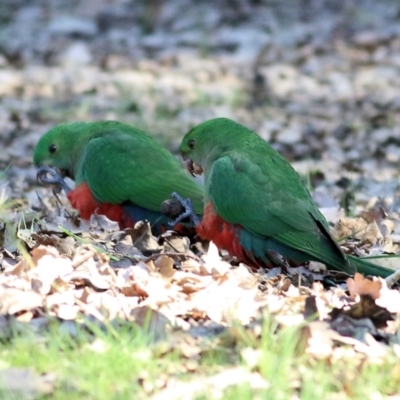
top-left (0, 318), bottom-right (175, 399)
top-left (1, 314), bottom-right (400, 399)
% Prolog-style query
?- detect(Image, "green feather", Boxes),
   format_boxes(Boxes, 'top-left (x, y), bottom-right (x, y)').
top-left (347, 256), bottom-right (393, 278)
top-left (180, 118), bottom-right (395, 278)
top-left (34, 121), bottom-right (204, 214)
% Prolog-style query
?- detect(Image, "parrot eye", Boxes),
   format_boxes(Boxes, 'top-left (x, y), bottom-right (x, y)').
top-left (188, 139), bottom-right (195, 149)
top-left (48, 144), bottom-right (57, 154)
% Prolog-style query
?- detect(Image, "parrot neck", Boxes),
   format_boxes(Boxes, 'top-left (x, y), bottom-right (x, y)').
top-left (67, 129), bottom-right (98, 182)
top-left (203, 150), bottom-right (220, 171)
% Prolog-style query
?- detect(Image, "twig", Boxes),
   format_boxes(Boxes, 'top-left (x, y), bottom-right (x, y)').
top-left (385, 269), bottom-right (400, 288)
top-left (145, 252), bottom-right (201, 262)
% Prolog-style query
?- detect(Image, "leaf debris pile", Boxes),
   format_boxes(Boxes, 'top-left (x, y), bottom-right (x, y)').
top-left (2, 196), bottom-right (400, 364)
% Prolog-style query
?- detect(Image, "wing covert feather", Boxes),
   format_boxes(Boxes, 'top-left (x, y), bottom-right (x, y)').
top-left (208, 155), bottom-right (340, 259)
top-left (81, 131), bottom-right (203, 213)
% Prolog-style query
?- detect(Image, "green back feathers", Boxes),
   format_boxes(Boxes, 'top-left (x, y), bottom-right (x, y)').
top-left (33, 121), bottom-right (204, 214)
top-left (180, 118), bottom-right (352, 271)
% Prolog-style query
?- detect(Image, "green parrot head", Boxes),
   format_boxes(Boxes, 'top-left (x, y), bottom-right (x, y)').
top-left (33, 122), bottom-right (91, 179)
top-left (180, 117), bottom-right (251, 176)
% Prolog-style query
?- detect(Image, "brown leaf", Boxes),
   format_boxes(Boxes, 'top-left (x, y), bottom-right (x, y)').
top-left (379, 219), bottom-right (395, 237)
top-left (0, 287), bottom-right (42, 314)
top-left (359, 221), bottom-right (383, 246)
top-left (162, 235), bottom-right (191, 254)
top-left (331, 295), bottom-right (393, 330)
top-left (349, 295), bottom-right (393, 328)
top-left (89, 213), bottom-right (120, 232)
top-left (77, 287), bottom-right (92, 304)
top-left (15, 311), bottom-right (34, 322)
top-left (347, 273), bottom-right (381, 300)
top-left (28, 246), bottom-right (73, 295)
top-left (45, 291), bottom-right (75, 311)
top-left (69, 269), bottom-right (111, 291)
top-left (155, 255), bottom-right (175, 280)
top-left (114, 242), bottom-right (142, 258)
top-left (130, 306), bottom-right (170, 341)
top-left (3, 259), bottom-right (30, 276)
top-left (332, 217), bottom-right (368, 240)
top-left (126, 221), bottom-right (161, 253)
top-left (31, 245), bottom-right (59, 265)
top-left (32, 234), bottom-right (75, 256)
top-left (72, 249), bottom-right (95, 268)
top-left (359, 205), bottom-right (386, 224)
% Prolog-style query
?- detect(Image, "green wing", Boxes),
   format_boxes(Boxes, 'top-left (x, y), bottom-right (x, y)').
top-left (207, 154), bottom-right (344, 263)
top-left (78, 130), bottom-right (204, 214)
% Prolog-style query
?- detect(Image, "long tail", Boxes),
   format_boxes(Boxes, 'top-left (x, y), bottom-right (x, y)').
top-left (346, 255), bottom-right (394, 278)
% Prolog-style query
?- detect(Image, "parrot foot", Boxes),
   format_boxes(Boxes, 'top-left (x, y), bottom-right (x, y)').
top-left (36, 166), bottom-right (71, 194)
top-left (167, 192), bottom-right (200, 227)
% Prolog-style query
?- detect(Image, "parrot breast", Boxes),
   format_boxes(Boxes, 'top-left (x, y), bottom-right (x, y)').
top-left (67, 183), bottom-right (130, 227)
top-left (197, 202), bottom-right (255, 265)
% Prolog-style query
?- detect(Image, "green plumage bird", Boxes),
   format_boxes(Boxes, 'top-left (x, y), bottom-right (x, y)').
top-left (178, 117), bottom-right (394, 278)
top-left (33, 120), bottom-right (203, 233)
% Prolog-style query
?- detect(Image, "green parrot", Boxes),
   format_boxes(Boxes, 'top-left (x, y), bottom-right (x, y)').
top-left (178, 117), bottom-right (394, 278)
top-left (33, 120), bottom-right (203, 234)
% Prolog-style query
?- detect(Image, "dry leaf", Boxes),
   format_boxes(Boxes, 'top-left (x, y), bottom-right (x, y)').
top-left (340, 295), bottom-right (393, 329)
top-left (29, 246), bottom-right (73, 295)
top-left (162, 235), bottom-right (191, 253)
top-left (89, 213), bottom-right (120, 232)
top-left (0, 287), bottom-right (42, 314)
top-left (126, 221), bottom-right (161, 253)
top-left (56, 304), bottom-right (79, 320)
top-left (155, 256), bottom-right (175, 280)
top-left (130, 306), bottom-right (170, 341)
top-left (332, 217), bottom-right (368, 240)
top-left (376, 278), bottom-right (400, 313)
top-left (360, 221), bottom-right (383, 246)
top-left (347, 273), bottom-right (382, 300)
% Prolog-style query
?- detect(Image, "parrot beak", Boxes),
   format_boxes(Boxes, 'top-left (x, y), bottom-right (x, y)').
top-left (36, 166), bottom-right (66, 182)
top-left (36, 166), bottom-right (72, 194)
top-left (184, 158), bottom-right (203, 177)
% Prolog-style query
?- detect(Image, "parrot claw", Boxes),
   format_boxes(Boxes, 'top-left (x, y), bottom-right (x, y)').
top-left (36, 166), bottom-right (71, 194)
top-left (168, 192), bottom-right (200, 227)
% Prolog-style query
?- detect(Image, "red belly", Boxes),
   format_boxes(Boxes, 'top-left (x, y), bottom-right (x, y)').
top-left (67, 183), bottom-right (132, 228)
top-left (197, 202), bottom-right (250, 263)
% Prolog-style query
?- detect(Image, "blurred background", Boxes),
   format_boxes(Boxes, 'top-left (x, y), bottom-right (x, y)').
top-left (1, 0), bottom-right (400, 208)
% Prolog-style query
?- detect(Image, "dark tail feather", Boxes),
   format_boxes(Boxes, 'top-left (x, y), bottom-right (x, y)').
top-left (346, 255), bottom-right (394, 278)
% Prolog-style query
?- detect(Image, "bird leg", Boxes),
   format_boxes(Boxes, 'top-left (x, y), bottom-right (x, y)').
top-left (36, 166), bottom-right (71, 195)
top-left (165, 192), bottom-right (200, 226)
